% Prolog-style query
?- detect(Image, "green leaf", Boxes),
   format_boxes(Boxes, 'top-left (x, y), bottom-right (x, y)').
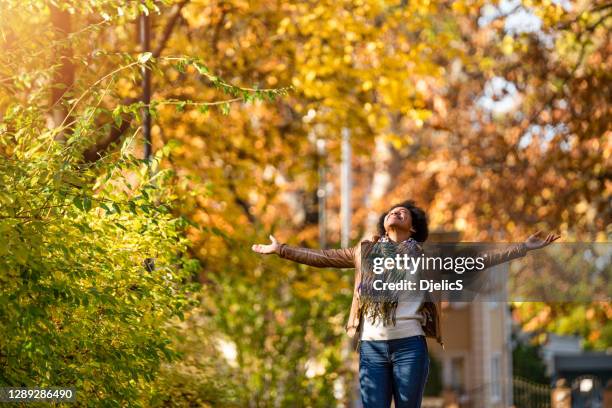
top-left (112, 106), bottom-right (123, 127)
top-left (220, 102), bottom-right (230, 115)
top-left (73, 196), bottom-right (83, 211)
top-left (83, 196), bottom-right (92, 212)
top-left (194, 61), bottom-right (209, 74)
top-left (138, 4), bottom-right (150, 16)
top-left (14, 246), bottom-right (28, 264)
top-left (138, 52), bottom-right (152, 64)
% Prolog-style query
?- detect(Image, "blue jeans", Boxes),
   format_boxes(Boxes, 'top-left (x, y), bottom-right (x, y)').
top-left (359, 335), bottom-right (430, 408)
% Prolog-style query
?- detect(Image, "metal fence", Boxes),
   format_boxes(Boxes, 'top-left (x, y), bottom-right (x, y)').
top-left (513, 376), bottom-right (551, 408)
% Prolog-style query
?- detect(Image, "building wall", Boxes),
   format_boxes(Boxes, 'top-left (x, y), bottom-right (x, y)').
top-left (428, 302), bottom-right (512, 408)
top-left (417, 232), bottom-right (513, 407)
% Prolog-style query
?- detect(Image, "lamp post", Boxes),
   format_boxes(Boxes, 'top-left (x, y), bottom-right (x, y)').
top-left (317, 137), bottom-right (327, 248)
top-left (140, 4), bottom-right (152, 161)
top-left (341, 127), bottom-right (351, 248)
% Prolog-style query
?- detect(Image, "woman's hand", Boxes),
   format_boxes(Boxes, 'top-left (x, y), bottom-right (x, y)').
top-left (251, 235), bottom-right (280, 255)
top-left (524, 230), bottom-right (560, 251)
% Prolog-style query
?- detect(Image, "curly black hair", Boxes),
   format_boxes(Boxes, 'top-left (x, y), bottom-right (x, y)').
top-left (377, 200), bottom-right (429, 242)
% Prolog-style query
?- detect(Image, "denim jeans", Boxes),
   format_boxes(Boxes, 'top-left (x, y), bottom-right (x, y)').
top-left (359, 335), bottom-right (430, 408)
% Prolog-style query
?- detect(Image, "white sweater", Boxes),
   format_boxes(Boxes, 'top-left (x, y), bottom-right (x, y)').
top-left (360, 299), bottom-right (425, 340)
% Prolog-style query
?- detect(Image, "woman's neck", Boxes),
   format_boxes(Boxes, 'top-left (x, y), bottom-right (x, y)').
top-left (386, 229), bottom-right (412, 243)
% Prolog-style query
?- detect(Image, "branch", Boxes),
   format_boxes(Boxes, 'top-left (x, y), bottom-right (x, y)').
top-left (211, 4), bottom-right (229, 56)
top-left (153, 0), bottom-right (190, 58)
top-left (227, 180), bottom-right (256, 224)
top-left (83, 102), bottom-right (136, 162)
top-left (374, 0), bottom-right (409, 28)
top-left (49, 5), bottom-right (76, 139)
top-left (84, 1), bottom-right (189, 162)
top-left (556, 3), bottom-right (612, 30)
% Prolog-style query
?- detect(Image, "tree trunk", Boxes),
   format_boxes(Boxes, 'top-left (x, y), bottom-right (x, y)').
top-left (364, 112), bottom-right (404, 236)
top-left (49, 5), bottom-right (75, 139)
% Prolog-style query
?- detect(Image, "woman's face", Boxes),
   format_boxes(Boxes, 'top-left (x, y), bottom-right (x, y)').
top-left (383, 206), bottom-right (413, 234)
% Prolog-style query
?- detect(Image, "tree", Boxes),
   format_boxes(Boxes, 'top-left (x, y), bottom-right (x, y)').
top-left (0, 1), bottom-right (289, 405)
top-left (0, 100), bottom-right (199, 405)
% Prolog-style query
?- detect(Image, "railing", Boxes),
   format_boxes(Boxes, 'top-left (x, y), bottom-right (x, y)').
top-left (513, 376), bottom-right (551, 408)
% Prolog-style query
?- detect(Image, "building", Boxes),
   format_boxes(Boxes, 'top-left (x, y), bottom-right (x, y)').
top-left (543, 334), bottom-right (612, 408)
top-left (424, 230), bottom-right (514, 408)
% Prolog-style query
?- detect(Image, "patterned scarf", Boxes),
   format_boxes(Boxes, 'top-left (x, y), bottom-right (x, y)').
top-left (359, 236), bottom-right (423, 326)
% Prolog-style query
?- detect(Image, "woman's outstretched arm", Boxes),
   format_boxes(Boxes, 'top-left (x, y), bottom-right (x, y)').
top-left (422, 231), bottom-right (560, 281)
top-left (480, 230), bottom-right (561, 268)
top-left (252, 235), bottom-right (356, 268)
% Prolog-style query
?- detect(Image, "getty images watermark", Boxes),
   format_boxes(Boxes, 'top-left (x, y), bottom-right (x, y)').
top-left (359, 241), bottom-right (610, 303)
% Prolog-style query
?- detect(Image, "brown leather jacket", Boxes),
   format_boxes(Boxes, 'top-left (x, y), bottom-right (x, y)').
top-left (278, 237), bottom-right (528, 351)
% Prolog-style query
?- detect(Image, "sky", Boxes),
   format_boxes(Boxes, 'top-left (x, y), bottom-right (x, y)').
top-left (476, 0), bottom-right (574, 149)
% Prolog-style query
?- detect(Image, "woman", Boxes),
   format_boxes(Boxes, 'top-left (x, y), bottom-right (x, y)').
top-left (252, 200), bottom-right (559, 408)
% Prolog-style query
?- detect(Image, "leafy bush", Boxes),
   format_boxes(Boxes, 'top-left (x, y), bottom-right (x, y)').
top-left (0, 105), bottom-right (199, 406)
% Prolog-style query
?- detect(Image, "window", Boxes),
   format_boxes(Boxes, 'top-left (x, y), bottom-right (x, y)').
top-left (491, 354), bottom-right (502, 402)
top-left (449, 356), bottom-right (465, 393)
